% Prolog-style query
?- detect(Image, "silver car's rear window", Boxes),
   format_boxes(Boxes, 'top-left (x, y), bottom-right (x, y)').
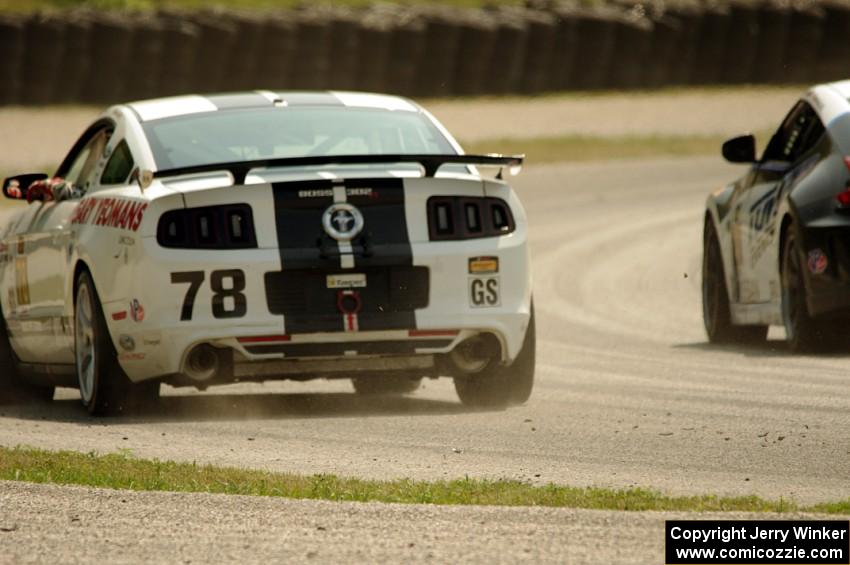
top-left (142, 107), bottom-right (456, 170)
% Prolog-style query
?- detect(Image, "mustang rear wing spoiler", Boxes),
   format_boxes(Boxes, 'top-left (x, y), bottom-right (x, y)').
top-left (151, 154), bottom-right (525, 185)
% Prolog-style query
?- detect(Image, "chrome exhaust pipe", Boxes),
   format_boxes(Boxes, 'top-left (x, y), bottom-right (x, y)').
top-left (183, 344), bottom-right (220, 382)
top-left (448, 334), bottom-right (500, 374)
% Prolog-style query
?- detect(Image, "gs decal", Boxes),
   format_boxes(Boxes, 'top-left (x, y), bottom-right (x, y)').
top-left (470, 277), bottom-right (500, 308)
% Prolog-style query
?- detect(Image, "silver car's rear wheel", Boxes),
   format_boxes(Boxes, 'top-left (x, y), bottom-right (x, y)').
top-left (75, 281), bottom-right (96, 405)
top-left (74, 270), bottom-right (155, 415)
top-left (780, 228), bottom-right (836, 352)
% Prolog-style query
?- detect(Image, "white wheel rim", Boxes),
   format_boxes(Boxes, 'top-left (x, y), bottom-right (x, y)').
top-left (782, 240), bottom-right (801, 342)
top-left (75, 283), bottom-right (96, 404)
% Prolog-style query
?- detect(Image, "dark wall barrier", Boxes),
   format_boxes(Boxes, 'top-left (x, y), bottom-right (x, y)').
top-left (3, 0), bottom-right (850, 106)
top-left (80, 15), bottom-right (134, 103)
top-left (690, 5), bottom-right (730, 85)
top-left (644, 14), bottom-right (680, 88)
top-left (483, 15), bottom-right (526, 94)
top-left (354, 15), bottom-right (392, 93)
top-left (0, 16), bottom-right (26, 105)
top-left (55, 14), bottom-right (92, 103)
top-left (547, 6), bottom-right (578, 92)
top-left (569, 9), bottom-right (617, 90)
top-left (608, 13), bottom-right (653, 90)
top-left (156, 18), bottom-right (199, 97)
top-left (256, 15), bottom-right (295, 91)
top-left (664, 5), bottom-right (702, 85)
top-left (327, 11), bottom-right (361, 91)
top-left (721, 2), bottom-right (760, 84)
top-left (784, 5), bottom-right (824, 85)
top-left (21, 14), bottom-right (66, 105)
top-left (452, 11), bottom-right (498, 96)
top-left (386, 11), bottom-right (425, 96)
top-left (752, 1), bottom-right (791, 84)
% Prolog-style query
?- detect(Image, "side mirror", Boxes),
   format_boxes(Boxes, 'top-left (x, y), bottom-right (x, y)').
top-left (722, 134), bottom-right (757, 164)
top-left (2, 173), bottom-right (47, 200)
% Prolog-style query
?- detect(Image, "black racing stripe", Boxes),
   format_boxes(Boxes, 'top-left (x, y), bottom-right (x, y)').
top-left (244, 340), bottom-right (453, 357)
top-left (271, 179), bottom-right (338, 271)
top-left (274, 92), bottom-right (345, 107)
top-left (205, 93), bottom-right (274, 110)
top-left (268, 177), bottom-right (419, 334)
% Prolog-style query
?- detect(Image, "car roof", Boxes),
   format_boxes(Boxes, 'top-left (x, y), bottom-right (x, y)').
top-left (808, 80), bottom-right (850, 127)
top-left (125, 91), bottom-right (421, 123)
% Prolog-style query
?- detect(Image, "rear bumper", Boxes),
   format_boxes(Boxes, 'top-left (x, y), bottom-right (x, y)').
top-left (798, 224), bottom-right (850, 317)
top-left (105, 233), bottom-right (531, 383)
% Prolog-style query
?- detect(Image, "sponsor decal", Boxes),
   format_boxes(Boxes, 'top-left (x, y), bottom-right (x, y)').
top-left (118, 334), bottom-right (135, 351)
top-left (469, 276), bottom-right (500, 308)
top-left (14, 256), bottom-right (29, 306)
top-left (130, 299), bottom-right (145, 322)
top-left (112, 311), bottom-right (128, 321)
top-left (326, 273), bottom-right (366, 289)
top-left (468, 256), bottom-right (499, 274)
top-left (118, 352), bottom-right (146, 362)
top-left (808, 248), bottom-right (828, 275)
top-left (747, 187), bottom-right (779, 268)
top-left (70, 197), bottom-right (148, 232)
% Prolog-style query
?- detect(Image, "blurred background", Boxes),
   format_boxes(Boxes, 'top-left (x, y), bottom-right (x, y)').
top-left (0, 0), bottom-right (847, 105)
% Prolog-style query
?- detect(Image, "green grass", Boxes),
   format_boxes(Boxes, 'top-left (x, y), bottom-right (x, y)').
top-left (2, 445), bottom-right (848, 513)
top-left (462, 131), bottom-right (775, 165)
top-left (0, 0), bottom-right (522, 12)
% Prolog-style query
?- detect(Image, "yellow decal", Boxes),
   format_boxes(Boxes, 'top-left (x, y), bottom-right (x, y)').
top-left (468, 256), bottom-right (499, 274)
top-left (15, 256), bottom-right (29, 305)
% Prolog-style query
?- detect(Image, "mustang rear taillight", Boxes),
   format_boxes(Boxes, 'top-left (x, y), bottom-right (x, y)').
top-left (837, 157), bottom-right (850, 209)
top-left (427, 197), bottom-right (515, 241)
top-left (158, 204), bottom-right (257, 249)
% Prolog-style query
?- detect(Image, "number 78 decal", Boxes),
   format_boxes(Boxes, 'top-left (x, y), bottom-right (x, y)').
top-left (171, 270), bottom-right (247, 320)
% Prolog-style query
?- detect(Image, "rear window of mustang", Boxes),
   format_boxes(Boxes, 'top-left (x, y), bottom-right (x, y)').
top-left (142, 107), bottom-right (456, 170)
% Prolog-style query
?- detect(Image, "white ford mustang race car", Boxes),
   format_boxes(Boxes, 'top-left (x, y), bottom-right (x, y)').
top-left (0, 91), bottom-right (534, 415)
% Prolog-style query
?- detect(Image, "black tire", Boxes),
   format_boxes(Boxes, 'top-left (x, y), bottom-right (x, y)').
top-left (0, 306), bottom-right (54, 404)
top-left (352, 375), bottom-right (422, 396)
top-left (454, 304), bottom-right (536, 408)
top-left (702, 220), bottom-right (768, 344)
top-left (781, 228), bottom-right (831, 352)
top-left (75, 271), bottom-right (157, 415)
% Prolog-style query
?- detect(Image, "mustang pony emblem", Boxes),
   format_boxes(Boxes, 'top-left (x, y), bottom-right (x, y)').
top-left (322, 203), bottom-right (364, 241)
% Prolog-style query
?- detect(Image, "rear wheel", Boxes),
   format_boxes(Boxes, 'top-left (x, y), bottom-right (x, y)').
top-left (454, 305), bottom-right (535, 408)
top-left (352, 375), bottom-right (421, 395)
top-left (702, 220), bottom-right (767, 344)
top-left (781, 228), bottom-right (832, 352)
top-left (0, 307), bottom-right (54, 404)
top-left (75, 271), bottom-right (158, 415)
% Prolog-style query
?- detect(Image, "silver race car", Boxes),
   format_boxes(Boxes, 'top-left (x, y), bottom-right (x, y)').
top-left (704, 80), bottom-right (850, 351)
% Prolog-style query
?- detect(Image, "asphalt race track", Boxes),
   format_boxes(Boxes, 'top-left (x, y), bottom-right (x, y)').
top-left (2, 156), bottom-right (849, 562)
